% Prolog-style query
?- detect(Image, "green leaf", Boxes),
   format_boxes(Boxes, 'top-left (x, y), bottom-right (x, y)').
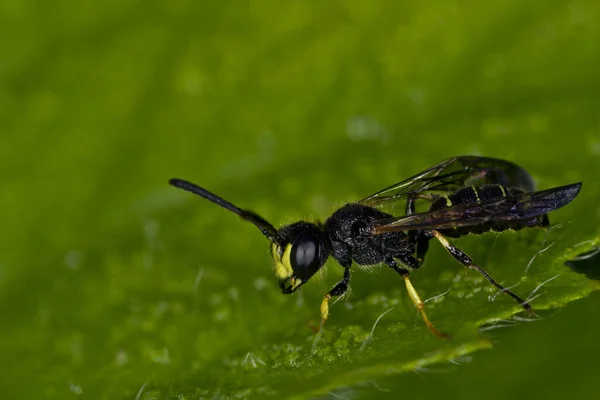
top-left (1, 0), bottom-right (600, 399)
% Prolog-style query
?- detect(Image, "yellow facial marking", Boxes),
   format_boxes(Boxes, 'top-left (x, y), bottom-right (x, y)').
top-left (290, 276), bottom-right (303, 290)
top-left (270, 242), bottom-right (280, 259)
top-left (272, 243), bottom-right (294, 280)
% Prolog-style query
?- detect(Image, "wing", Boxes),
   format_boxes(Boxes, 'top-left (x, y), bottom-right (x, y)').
top-left (359, 156), bottom-right (536, 208)
top-left (369, 183), bottom-right (582, 234)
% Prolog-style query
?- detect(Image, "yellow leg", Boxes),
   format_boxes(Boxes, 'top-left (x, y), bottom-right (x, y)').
top-left (402, 274), bottom-right (450, 339)
top-left (320, 293), bottom-right (331, 323)
top-left (319, 267), bottom-right (351, 327)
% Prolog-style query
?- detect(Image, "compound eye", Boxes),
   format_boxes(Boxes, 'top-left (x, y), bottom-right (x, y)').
top-left (290, 234), bottom-right (321, 281)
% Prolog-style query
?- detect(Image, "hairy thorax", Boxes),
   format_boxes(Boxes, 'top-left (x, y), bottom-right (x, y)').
top-left (324, 203), bottom-right (412, 267)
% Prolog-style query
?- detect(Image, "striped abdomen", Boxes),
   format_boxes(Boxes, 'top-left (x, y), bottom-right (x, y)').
top-left (430, 184), bottom-right (549, 237)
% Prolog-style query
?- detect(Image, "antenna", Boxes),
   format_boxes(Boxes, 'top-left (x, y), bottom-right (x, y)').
top-left (169, 178), bottom-right (282, 244)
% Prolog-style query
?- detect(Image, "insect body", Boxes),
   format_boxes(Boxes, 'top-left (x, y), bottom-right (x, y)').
top-left (170, 156), bottom-right (582, 337)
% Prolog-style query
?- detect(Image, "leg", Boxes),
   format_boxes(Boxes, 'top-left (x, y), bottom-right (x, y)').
top-left (406, 196), bottom-right (417, 216)
top-left (407, 196), bottom-right (433, 263)
top-left (415, 233), bottom-right (431, 262)
top-left (388, 256), bottom-right (450, 339)
top-left (406, 193), bottom-right (440, 216)
top-left (320, 266), bottom-right (351, 324)
top-left (431, 230), bottom-right (535, 316)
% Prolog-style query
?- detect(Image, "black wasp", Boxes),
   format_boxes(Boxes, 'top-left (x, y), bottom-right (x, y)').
top-left (170, 156), bottom-right (582, 337)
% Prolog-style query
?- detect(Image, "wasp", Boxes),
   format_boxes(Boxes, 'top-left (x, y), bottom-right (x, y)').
top-left (170, 156), bottom-right (582, 337)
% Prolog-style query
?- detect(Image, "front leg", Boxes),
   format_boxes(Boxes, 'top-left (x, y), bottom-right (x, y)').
top-left (320, 265), bottom-right (351, 324)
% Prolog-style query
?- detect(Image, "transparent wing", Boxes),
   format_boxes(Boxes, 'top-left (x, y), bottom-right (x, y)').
top-left (359, 156), bottom-right (536, 208)
top-left (369, 183), bottom-right (582, 234)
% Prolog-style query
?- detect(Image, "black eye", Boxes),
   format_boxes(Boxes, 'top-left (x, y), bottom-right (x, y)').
top-left (290, 234), bottom-right (321, 280)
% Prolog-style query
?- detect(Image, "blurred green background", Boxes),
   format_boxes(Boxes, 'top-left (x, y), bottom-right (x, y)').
top-left (1, 0), bottom-right (600, 398)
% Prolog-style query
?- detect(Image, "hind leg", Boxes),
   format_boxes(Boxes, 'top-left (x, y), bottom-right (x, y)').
top-left (431, 230), bottom-right (534, 316)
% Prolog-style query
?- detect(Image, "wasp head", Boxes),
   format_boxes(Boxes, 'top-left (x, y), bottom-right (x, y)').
top-left (271, 222), bottom-right (330, 294)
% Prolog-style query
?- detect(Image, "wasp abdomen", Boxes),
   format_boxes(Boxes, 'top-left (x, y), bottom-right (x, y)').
top-left (431, 184), bottom-right (548, 237)
top-left (431, 184), bottom-right (514, 211)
